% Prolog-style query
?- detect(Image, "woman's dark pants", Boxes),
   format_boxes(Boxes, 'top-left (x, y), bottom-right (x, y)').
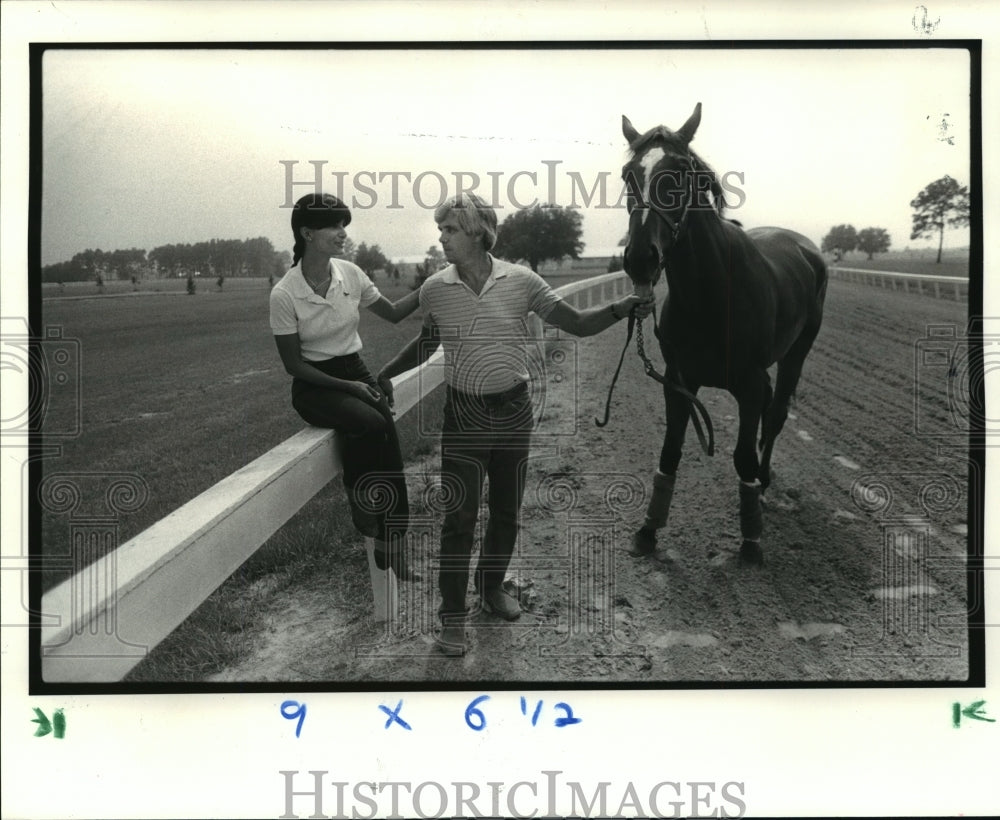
top-left (291, 354), bottom-right (408, 543)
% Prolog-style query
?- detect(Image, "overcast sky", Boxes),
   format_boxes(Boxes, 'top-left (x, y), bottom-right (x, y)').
top-left (41, 46), bottom-right (970, 266)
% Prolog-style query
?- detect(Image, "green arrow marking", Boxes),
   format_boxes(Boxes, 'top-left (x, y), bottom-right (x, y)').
top-left (53, 709), bottom-right (66, 739)
top-left (960, 700), bottom-right (995, 723)
top-left (32, 707), bottom-right (52, 737)
top-left (31, 708), bottom-right (66, 738)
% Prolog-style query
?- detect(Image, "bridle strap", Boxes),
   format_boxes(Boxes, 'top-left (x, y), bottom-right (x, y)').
top-left (641, 158), bottom-right (696, 251)
top-left (599, 154), bottom-right (714, 453)
top-left (595, 298), bottom-right (715, 458)
top-left (635, 311), bottom-right (715, 457)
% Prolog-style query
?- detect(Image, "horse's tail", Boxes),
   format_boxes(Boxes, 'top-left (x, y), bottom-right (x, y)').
top-left (788, 232), bottom-right (828, 311)
top-left (805, 244), bottom-right (829, 310)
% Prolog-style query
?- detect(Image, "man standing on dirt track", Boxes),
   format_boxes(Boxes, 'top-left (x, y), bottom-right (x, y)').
top-left (377, 193), bottom-right (653, 657)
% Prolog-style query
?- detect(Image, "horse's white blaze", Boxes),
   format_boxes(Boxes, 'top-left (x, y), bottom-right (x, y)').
top-left (638, 146), bottom-right (664, 226)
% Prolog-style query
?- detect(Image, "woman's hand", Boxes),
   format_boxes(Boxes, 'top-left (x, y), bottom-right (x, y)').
top-left (376, 372), bottom-right (395, 410)
top-left (347, 380), bottom-right (383, 405)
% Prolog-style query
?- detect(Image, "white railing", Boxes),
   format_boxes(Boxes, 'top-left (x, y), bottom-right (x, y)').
top-left (829, 266), bottom-right (967, 300)
top-left (40, 271), bottom-right (630, 682)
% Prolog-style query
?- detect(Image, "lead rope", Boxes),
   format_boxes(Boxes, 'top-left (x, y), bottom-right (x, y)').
top-left (596, 301), bottom-right (715, 458)
top-left (594, 310), bottom-right (637, 428)
top-left (634, 313), bottom-right (715, 457)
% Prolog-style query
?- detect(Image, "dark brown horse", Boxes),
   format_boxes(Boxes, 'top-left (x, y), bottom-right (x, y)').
top-left (620, 103), bottom-right (828, 565)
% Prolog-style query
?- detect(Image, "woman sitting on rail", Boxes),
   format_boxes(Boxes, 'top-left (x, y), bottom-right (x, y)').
top-left (269, 193), bottom-right (421, 581)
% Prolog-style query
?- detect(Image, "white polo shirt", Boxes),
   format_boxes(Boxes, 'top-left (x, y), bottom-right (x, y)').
top-left (269, 259), bottom-right (381, 360)
top-left (419, 255), bottom-right (562, 395)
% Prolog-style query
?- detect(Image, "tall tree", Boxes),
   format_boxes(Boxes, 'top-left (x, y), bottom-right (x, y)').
top-left (856, 227), bottom-right (892, 260)
top-left (244, 237), bottom-right (278, 277)
top-left (272, 250), bottom-right (292, 277)
top-left (493, 204), bottom-right (585, 273)
top-left (414, 245), bottom-right (447, 288)
top-left (354, 242), bottom-right (389, 276)
top-left (909, 175), bottom-right (970, 263)
top-left (338, 237), bottom-right (357, 262)
top-left (821, 224), bottom-right (858, 261)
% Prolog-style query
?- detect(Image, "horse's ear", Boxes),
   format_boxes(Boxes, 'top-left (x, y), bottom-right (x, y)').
top-left (622, 115), bottom-right (641, 145)
top-left (676, 102), bottom-right (702, 144)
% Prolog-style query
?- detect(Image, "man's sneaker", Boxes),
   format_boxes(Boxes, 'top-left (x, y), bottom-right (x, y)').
top-left (435, 619), bottom-right (467, 657)
top-left (481, 587), bottom-right (521, 621)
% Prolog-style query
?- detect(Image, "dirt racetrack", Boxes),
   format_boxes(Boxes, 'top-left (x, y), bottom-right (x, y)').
top-left (210, 277), bottom-right (972, 686)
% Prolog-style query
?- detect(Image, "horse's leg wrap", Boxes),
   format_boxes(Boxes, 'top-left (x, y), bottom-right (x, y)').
top-left (739, 480), bottom-right (763, 541)
top-left (643, 470), bottom-right (676, 531)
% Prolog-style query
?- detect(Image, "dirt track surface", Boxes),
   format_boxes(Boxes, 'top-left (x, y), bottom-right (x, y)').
top-left (211, 279), bottom-right (971, 685)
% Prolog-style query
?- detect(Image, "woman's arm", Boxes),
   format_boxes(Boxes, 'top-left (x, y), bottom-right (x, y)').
top-left (273, 334), bottom-right (380, 403)
top-left (365, 287), bottom-right (421, 323)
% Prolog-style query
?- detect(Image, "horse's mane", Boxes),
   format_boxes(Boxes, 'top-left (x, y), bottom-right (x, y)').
top-left (627, 127), bottom-right (728, 216)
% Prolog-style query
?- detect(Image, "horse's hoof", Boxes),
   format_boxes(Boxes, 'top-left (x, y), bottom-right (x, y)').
top-left (739, 540), bottom-right (764, 567)
top-left (629, 528), bottom-right (657, 556)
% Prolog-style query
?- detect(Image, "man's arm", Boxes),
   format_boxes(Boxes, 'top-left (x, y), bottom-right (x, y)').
top-left (366, 287), bottom-right (421, 323)
top-left (543, 293), bottom-right (654, 337)
top-left (376, 320), bottom-right (442, 406)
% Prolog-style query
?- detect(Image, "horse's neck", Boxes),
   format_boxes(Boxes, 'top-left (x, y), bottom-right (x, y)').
top-left (664, 212), bottom-right (729, 306)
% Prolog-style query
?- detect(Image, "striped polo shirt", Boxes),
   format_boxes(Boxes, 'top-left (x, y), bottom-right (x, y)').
top-left (269, 259), bottom-right (381, 360)
top-left (419, 255), bottom-right (562, 395)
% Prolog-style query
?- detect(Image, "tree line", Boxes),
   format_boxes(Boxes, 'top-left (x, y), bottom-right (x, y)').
top-left (821, 174), bottom-right (969, 264)
top-left (43, 237), bottom-right (291, 283)
top-left (44, 173), bottom-right (971, 287)
top-left (410, 203), bottom-right (587, 288)
top-left (43, 204), bottom-right (590, 288)
top-left (821, 225), bottom-right (891, 262)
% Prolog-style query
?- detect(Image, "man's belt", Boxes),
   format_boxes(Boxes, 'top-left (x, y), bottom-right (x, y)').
top-left (447, 381), bottom-right (529, 407)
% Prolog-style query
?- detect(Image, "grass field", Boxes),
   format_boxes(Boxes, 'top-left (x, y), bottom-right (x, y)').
top-left (41, 271), bottom-right (424, 299)
top-left (829, 247), bottom-right (969, 279)
top-left (35, 256), bottom-right (970, 680)
top-left (39, 277), bottom-right (433, 586)
top-left (39, 276), bottom-right (451, 679)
